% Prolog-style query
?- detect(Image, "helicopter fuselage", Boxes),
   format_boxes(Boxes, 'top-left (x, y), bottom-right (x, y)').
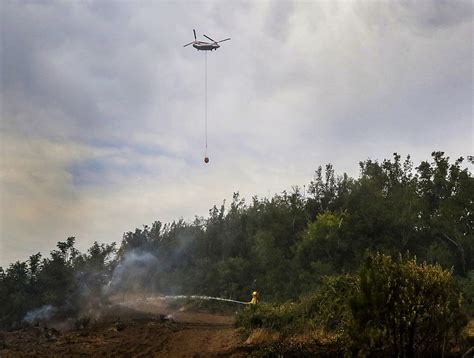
top-left (193, 42), bottom-right (220, 51)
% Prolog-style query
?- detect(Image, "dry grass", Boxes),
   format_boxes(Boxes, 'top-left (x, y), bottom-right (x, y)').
top-left (465, 320), bottom-right (474, 338)
top-left (245, 328), bottom-right (281, 345)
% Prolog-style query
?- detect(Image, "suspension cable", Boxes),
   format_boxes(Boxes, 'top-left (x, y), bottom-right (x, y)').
top-left (205, 51), bottom-right (208, 155)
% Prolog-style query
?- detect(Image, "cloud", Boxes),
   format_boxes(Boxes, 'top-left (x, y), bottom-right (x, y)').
top-left (264, 1), bottom-right (295, 41)
top-left (1, 1), bottom-right (472, 266)
top-left (354, 0), bottom-right (473, 31)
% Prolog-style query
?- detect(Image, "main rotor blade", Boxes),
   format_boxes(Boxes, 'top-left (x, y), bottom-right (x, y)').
top-left (183, 41), bottom-right (194, 47)
top-left (193, 29), bottom-right (197, 40)
top-left (216, 38), bottom-right (231, 43)
top-left (203, 34), bottom-right (217, 43)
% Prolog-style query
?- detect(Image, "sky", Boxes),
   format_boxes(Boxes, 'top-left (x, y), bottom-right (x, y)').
top-left (1, 0), bottom-right (472, 267)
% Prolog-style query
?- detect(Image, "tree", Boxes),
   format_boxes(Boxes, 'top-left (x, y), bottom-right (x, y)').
top-left (417, 152), bottom-right (474, 275)
top-left (0, 261), bottom-right (30, 328)
top-left (293, 212), bottom-right (344, 291)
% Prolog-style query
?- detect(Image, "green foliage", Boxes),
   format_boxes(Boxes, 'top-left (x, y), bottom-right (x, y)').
top-left (235, 302), bottom-right (300, 334)
top-left (235, 274), bottom-right (357, 337)
top-left (294, 212), bottom-right (344, 290)
top-left (417, 152), bottom-right (474, 274)
top-left (300, 275), bottom-right (357, 334)
top-left (237, 255), bottom-right (467, 356)
top-left (0, 261), bottom-right (31, 328)
top-left (459, 270), bottom-right (474, 313)
top-left (0, 238), bottom-right (116, 329)
top-left (350, 252), bottom-right (467, 356)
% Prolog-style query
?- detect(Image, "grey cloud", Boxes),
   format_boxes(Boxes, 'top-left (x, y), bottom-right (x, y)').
top-left (354, 0), bottom-right (473, 32)
top-left (2, 1), bottom-right (183, 143)
top-left (398, 0), bottom-right (472, 29)
top-left (264, 1), bottom-right (295, 41)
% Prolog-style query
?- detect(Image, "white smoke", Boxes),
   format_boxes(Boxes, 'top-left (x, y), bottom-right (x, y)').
top-left (23, 305), bottom-right (55, 324)
top-left (104, 251), bottom-right (159, 295)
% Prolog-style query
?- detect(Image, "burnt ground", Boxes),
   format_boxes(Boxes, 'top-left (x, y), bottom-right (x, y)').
top-left (3, 296), bottom-right (470, 357)
top-left (0, 294), bottom-right (250, 357)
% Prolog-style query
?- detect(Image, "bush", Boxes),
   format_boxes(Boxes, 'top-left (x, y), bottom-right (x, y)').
top-left (235, 302), bottom-right (298, 334)
top-left (459, 270), bottom-right (474, 314)
top-left (350, 252), bottom-right (467, 356)
top-left (236, 255), bottom-right (468, 356)
top-left (235, 274), bottom-right (357, 337)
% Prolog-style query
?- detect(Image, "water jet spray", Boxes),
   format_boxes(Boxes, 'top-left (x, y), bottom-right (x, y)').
top-left (150, 295), bottom-right (249, 305)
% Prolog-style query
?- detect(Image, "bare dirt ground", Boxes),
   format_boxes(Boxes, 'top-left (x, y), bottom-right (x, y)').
top-left (0, 294), bottom-right (251, 357)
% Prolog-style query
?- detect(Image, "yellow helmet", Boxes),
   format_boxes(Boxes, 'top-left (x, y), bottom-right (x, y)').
top-left (252, 291), bottom-right (258, 296)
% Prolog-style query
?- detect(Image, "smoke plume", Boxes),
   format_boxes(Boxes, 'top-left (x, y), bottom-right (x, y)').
top-left (105, 250), bottom-right (159, 295)
top-left (23, 305), bottom-right (55, 325)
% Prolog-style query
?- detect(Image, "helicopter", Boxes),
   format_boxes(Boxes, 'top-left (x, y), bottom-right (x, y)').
top-left (183, 29), bottom-right (230, 51)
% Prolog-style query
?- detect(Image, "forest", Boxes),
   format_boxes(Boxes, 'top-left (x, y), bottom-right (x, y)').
top-left (1, 152), bottom-right (473, 354)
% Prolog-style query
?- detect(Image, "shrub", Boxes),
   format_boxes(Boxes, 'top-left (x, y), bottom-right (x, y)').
top-left (459, 270), bottom-right (474, 313)
top-left (236, 255), bottom-right (467, 356)
top-left (349, 252), bottom-right (467, 356)
top-left (235, 274), bottom-right (357, 337)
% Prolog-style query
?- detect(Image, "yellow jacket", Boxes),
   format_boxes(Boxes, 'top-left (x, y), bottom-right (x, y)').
top-left (247, 292), bottom-right (258, 305)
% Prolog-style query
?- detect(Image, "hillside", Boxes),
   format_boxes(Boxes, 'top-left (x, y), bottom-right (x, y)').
top-left (1, 152), bottom-right (472, 356)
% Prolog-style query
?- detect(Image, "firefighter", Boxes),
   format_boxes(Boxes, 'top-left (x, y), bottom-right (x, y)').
top-left (248, 291), bottom-right (258, 305)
